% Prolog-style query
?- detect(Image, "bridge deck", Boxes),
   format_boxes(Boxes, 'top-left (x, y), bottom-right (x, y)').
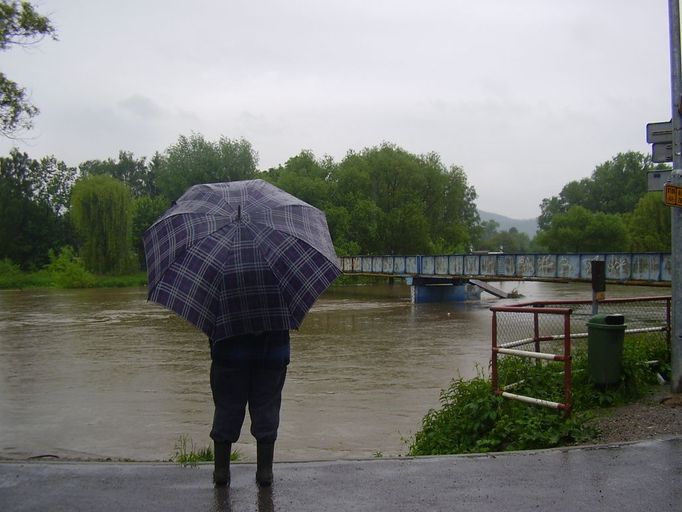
top-left (339, 253), bottom-right (672, 284)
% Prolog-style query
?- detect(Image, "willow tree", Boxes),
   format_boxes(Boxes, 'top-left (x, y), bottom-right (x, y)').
top-left (70, 175), bottom-right (132, 274)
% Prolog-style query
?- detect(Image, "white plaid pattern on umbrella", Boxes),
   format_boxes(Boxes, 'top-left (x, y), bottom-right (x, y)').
top-left (143, 180), bottom-right (341, 340)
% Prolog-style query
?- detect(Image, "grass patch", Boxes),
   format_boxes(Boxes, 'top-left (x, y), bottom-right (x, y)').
top-left (0, 252), bottom-right (148, 290)
top-left (407, 334), bottom-right (670, 456)
top-left (93, 273), bottom-right (147, 288)
top-left (171, 434), bottom-right (241, 467)
top-left (330, 274), bottom-right (398, 286)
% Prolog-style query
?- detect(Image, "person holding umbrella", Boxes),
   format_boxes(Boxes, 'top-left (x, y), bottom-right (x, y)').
top-left (144, 180), bottom-right (341, 487)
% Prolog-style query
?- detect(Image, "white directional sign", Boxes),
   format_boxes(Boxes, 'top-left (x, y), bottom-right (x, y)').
top-left (652, 142), bottom-right (673, 163)
top-left (646, 120), bottom-right (673, 143)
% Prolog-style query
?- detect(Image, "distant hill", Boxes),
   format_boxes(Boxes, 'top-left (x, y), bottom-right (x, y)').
top-left (478, 210), bottom-right (538, 238)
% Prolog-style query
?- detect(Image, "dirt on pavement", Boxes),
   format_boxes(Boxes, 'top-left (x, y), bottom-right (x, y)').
top-left (587, 385), bottom-right (682, 444)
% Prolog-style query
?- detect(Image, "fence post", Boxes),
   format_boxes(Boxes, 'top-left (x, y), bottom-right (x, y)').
top-left (533, 311), bottom-right (540, 353)
top-left (492, 310), bottom-right (499, 394)
top-left (563, 311), bottom-right (572, 417)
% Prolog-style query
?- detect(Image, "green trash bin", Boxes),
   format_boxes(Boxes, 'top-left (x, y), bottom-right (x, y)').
top-left (587, 314), bottom-right (626, 386)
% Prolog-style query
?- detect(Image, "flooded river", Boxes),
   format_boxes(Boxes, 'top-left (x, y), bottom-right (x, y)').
top-left (0, 281), bottom-right (668, 462)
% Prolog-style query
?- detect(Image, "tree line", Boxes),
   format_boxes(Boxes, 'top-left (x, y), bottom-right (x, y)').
top-left (0, 134), bottom-right (481, 274)
top-left (0, 132), bottom-right (671, 278)
top-left (536, 152), bottom-right (671, 253)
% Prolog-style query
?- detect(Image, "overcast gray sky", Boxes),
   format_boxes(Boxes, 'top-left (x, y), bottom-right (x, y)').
top-left (0, 0), bottom-right (675, 218)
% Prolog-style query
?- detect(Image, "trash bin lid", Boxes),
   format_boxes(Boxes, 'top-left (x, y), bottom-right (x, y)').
top-left (587, 313), bottom-right (625, 326)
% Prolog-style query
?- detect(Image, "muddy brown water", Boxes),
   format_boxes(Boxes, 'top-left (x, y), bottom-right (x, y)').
top-left (0, 281), bottom-right (667, 462)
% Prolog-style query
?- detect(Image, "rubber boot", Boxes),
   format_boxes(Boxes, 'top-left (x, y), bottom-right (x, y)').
top-left (255, 442), bottom-right (275, 487)
top-left (213, 441), bottom-right (231, 487)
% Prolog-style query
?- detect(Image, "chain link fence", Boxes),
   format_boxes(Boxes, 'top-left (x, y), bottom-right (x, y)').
top-left (499, 296), bottom-right (671, 353)
top-left (490, 296), bottom-right (671, 415)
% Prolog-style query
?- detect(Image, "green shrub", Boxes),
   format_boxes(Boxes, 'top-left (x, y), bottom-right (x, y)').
top-left (572, 334), bottom-right (670, 408)
top-left (409, 372), bottom-right (501, 455)
top-left (408, 334), bottom-right (669, 456)
top-left (0, 258), bottom-right (24, 288)
top-left (46, 246), bottom-right (96, 289)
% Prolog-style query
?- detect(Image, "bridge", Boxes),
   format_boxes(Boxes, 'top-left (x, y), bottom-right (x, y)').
top-left (338, 253), bottom-right (672, 303)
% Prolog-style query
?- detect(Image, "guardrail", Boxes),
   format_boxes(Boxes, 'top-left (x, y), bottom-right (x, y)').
top-left (339, 253), bottom-right (672, 283)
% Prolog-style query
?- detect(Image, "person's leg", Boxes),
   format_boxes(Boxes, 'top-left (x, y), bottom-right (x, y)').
top-left (248, 366), bottom-right (287, 442)
top-left (248, 366), bottom-right (287, 486)
top-left (210, 362), bottom-right (250, 486)
top-left (210, 363), bottom-right (250, 442)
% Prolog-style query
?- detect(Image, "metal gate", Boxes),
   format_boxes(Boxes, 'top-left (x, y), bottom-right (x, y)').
top-left (491, 306), bottom-right (573, 417)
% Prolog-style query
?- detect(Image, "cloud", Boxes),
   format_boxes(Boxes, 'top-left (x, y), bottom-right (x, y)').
top-left (0, 0), bottom-right (673, 218)
top-left (117, 94), bottom-right (165, 119)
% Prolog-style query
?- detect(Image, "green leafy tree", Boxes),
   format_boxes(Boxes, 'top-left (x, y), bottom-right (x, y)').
top-left (0, 149), bottom-right (73, 268)
top-left (80, 151), bottom-right (155, 197)
top-left (131, 195), bottom-right (170, 268)
top-left (586, 152), bottom-right (650, 213)
top-left (628, 193), bottom-right (671, 252)
top-left (70, 175), bottom-right (133, 274)
top-left (535, 205), bottom-right (629, 252)
top-left (478, 226), bottom-right (531, 253)
top-left (263, 150), bottom-right (333, 208)
top-left (539, 152), bottom-right (651, 229)
top-left (155, 134), bottom-right (258, 201)
top-left (333, 144), bottom-right (478, 254)
top-left (0, 1), bottom-right (57, 137)
top-left (538, 196), bottom-right (563, 232)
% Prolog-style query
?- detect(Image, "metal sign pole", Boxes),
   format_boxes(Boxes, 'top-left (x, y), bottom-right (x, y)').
top-left (668, 0), bottom-right (682, 393)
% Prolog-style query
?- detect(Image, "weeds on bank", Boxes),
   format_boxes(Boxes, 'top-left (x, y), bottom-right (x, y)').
top-left (172, 434), bottom-right (240, 467)
top-left (407, 334), bottom-right (670, 456)
top-left (0, 251), bottom-right (147, 290)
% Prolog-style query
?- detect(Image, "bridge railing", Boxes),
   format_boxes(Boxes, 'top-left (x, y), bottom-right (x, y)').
top-left (339, 252), bottom-right (672, 283)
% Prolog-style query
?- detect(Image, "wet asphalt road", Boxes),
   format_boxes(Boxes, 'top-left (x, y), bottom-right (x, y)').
top-left (1, 437), bottom-right (680, 512)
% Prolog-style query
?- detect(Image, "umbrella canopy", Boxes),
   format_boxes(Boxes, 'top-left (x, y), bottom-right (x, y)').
top-left (143, 179), bottom-right (341, 340)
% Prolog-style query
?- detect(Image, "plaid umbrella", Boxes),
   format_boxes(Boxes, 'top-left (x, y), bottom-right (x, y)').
top-left (143, 179), bottom-right (341, 340)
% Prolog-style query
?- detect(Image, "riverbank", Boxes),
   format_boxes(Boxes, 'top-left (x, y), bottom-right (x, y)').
top-left (0, 264), bottom-right (385, 291)
top-left (0, 264), bottom-right (148, 289)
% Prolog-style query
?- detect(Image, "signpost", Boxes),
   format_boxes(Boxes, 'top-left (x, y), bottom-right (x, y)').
top-left (666, 0), bottom-right (682, 394)
top-left (650, 1), bottom-right (682, 394)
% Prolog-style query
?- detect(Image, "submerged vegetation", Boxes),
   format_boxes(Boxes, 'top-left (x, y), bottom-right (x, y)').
top-left (407, 334), bottom-right (670, 455)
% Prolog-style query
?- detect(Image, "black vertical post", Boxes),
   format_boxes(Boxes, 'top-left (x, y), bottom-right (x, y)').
top-left (591, 260), bottom-right (606, 315)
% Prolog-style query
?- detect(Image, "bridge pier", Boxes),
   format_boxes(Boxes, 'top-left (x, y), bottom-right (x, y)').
top-left (405, 277), bottom-right (482, 304)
